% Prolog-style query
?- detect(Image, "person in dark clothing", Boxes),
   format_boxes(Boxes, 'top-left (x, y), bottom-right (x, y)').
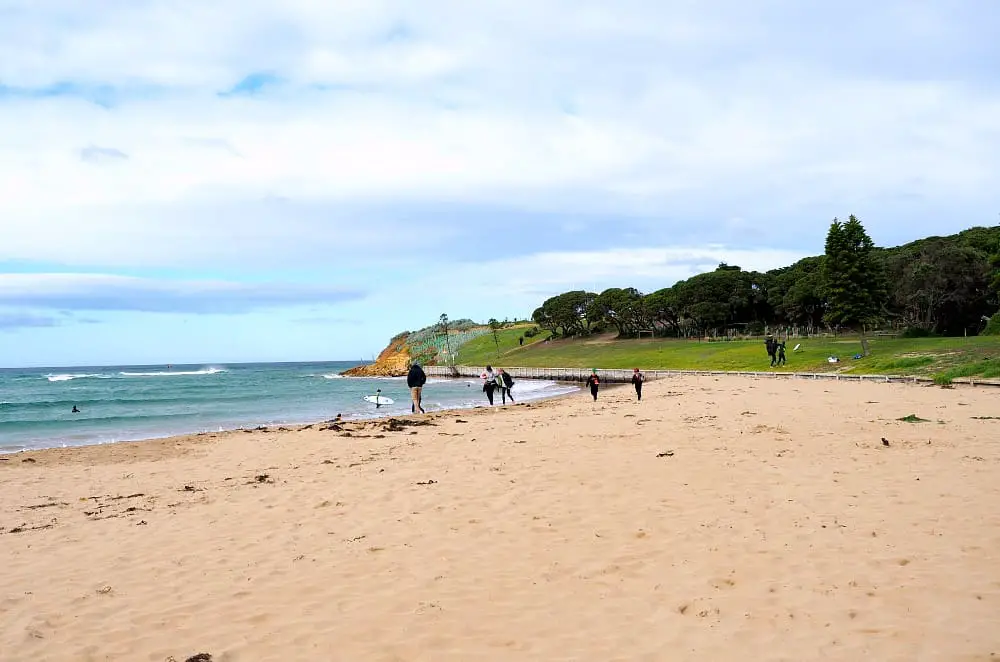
top-left (71, 405), bottom-right (80, 413)
top-left (483, 365), bottom-right (497, 405)
top-left (631, 368), bottom-right (644, 401)
top-left (585, 369), bottom-right (600, 401)
top-left (776, 341), bottom-right (786, 366)
top-left (519, 337), bottom-right (524, 346)
top-left (406, 361), bottom-right (427, 413)
top-left (765, 337), bottom-right (777, 366)
top-left (497, 368), bottom-right (514, 404)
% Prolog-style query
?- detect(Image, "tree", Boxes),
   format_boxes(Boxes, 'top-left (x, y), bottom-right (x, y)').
top-left (885, 239), bottom-right (993, 334)
top-left (531, 290), bottom-right (597, 337)
top-left (822, 215), bottom-right (887, 343)
top-left (990, 238), bottom-right (1000, 297)
top-left (488, 318), bottom-right (502, 357)
top-left (590, 287), bottom-right (646, 337)
top-left (439, 313), bottom-right (452, 365)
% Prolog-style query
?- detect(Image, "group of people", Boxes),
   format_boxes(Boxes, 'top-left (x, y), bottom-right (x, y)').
top-left (482, 365), bottom-right (515, 405)
top-left (401, 360), bottom-right (647, 415)
top-left (765, 337), bottom-right (787, 366)
top-left (585, 368), bottom-right (645, 402)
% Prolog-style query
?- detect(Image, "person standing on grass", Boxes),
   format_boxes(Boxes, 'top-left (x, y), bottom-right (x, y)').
top-left (498, 368), bottom-right (515, 404)
top-left (776, 341), bottom-right (787, 366)
top-left (585, 369), bottom-right (600, 401)
top-left (407, 361), bottom-right (427, 414)
top-left (765, 337), bottom-right (777, 366)
top-left (631, 368), bottom-right (644, 401)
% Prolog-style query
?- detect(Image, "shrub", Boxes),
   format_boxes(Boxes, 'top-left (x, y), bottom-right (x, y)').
top-left (983, 313), bottom-right (1000, 336)
top-left (900, 327), bottom-right (939, 339)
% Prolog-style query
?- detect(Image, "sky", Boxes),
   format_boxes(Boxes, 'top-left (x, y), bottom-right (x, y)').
top-left (1, 1), bottom-right (999, 367)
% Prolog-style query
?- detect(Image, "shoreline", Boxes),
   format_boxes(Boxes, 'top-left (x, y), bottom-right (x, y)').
top-left (0, 376), bottom-right (583, 457)
top-left (1, 381), bottom-right (591, 462)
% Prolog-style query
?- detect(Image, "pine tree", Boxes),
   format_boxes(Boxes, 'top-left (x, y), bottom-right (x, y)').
top-left (822, 215), bottom-right (887, 337)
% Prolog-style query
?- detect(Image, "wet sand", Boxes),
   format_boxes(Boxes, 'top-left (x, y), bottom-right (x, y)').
top-left (2, 375), bottom-right (999, 661)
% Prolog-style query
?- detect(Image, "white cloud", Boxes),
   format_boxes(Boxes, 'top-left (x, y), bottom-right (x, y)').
top-left (380, 245), bottom-right (809, 325)
top-left (0, 273), bottom-right (364, 313)
top-left (0, 0), bottom-right (997, 271)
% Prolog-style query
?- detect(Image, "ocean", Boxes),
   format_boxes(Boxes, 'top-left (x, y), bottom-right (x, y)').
top-left (0, 362), bottom-right (580, 453)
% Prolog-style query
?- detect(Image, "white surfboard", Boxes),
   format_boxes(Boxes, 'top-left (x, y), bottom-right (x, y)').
top-left (363, 395), bottom-right (395, 405)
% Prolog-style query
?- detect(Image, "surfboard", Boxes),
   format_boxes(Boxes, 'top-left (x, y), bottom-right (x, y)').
top-left (363, 395), bottom-right (395, 405)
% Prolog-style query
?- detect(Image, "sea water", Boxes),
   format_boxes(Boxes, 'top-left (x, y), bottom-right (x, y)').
top-left (0, 362), bottom-right (579, 453)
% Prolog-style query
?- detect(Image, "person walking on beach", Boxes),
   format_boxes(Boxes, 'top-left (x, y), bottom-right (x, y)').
top-left (498, 368), bottom-right (515, 404)
top-left (483, 365), bottom-right (497, 405)
top-left (407, 361), bottom-right (427, 414)
top-left (631, 368), bottom-right (644, 401)
top-left (585, 369), bottom-right (600, 401)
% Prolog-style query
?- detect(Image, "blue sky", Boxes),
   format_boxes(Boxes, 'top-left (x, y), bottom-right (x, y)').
top-left (1, 0), bottom-right (999, 367)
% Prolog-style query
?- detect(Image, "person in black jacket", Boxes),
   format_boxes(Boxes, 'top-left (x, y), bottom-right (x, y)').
top-left (498, 368), bottom-right (515, 404)
top-left (407, 361), bottom-right (427, 413)
top-left (585, 369), bottom-right (600, 401)
top-left (631, 368), bottom-right (644, 401)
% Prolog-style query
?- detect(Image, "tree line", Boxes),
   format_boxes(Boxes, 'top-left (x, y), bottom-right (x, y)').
top-left (531, 217), bottom-right (1000, 338)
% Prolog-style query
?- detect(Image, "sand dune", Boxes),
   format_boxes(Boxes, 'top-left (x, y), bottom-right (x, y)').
top-left (2, 376), bottom-right (999, 661)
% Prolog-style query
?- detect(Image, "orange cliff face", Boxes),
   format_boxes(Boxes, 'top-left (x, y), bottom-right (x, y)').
top-left (342, 334), bottom-right (413, 377)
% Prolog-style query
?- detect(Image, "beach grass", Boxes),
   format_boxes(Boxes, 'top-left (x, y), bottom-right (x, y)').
top-left (454, 329), bottom-right (1000, 381)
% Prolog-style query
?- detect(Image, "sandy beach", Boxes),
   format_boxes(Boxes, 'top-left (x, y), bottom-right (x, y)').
top-left (2, 375), bottom-right (999, 662)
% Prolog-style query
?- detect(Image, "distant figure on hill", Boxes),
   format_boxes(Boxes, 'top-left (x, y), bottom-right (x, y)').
top-left (585, 369), bottom-right (600, 401)
top-left (71, 405), bottom-right (80, 413)
top-left (776, 342), bottom-right (786, 366)
top-left (765, 337), bottom-right (777, 366)
top-left (519, 337), bottom-right (524, 346)
top-left (498, 368), bottom-right (515, 404)
top-left (483, 365), bottom-right (497, 405)
top-left (407, 361), bottom-right (427, 414)
top-left (631, 368), bottom-right (644, 401)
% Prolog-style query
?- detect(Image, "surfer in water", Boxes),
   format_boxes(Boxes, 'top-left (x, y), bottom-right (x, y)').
top-left (375, 388), bottom-right (383, 408)
top-left (71, 405), bottom-right (80, 413)
top-left (407, 361), bottom-right (427, 414)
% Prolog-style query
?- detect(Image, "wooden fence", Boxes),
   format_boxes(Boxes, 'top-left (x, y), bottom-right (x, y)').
top-left (423, 365), bottom-right (1000, 387)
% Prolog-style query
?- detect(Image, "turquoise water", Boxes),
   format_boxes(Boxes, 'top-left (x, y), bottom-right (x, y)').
top-left (0, 362), bottom-right (579, 453)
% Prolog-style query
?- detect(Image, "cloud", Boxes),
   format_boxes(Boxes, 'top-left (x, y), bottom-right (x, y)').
top-left (0, 273), bottom-right (365, 314)
top-left (0, 0), bottom-right (997, 273)
top-left (80, 145), bottom-right (128, 163)
top-left (457, 245), bottom-right (810, 297)
top-left (0, 311), bottom-right (62, 331)
top-left (220, 72), bottom-right (283, 97)
top-left (293, 316), bottom-right (364, 326)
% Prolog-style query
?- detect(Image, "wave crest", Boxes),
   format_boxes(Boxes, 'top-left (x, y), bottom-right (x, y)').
top-left (46, 373), bottom-right (111, 382)
top-left (120, 367), bottom-right (226, 377)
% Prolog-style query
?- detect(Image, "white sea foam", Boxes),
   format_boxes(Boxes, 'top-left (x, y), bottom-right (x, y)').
top-left (322, 374), bottom-right (344, 379)
top-left (119, 367), bottom-right (226, 377)
top-left (46, 373), bottom-right (111, 382)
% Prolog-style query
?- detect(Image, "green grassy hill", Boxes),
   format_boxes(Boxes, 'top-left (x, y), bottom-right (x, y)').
top-left (455, 329), bottom-right (1000, 383)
